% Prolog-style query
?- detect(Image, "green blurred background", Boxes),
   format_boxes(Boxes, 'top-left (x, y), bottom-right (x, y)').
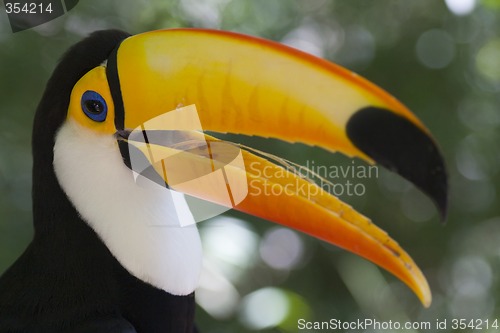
top-left (1, 0), bottom-right (499, 332)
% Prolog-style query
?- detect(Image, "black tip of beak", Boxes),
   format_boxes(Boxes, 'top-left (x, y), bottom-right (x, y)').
top-left (346, 107), bottom-right (448, 221)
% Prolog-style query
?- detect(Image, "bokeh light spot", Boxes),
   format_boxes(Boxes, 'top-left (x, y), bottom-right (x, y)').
top-left (239, 287), bottom-right (290, 330)
top-left (196, 260), bottom-right (240, 319)
top-left (200, 216), bottom-right (259, 281)
top-left (334, 25), bottom-right (375, 70)
top-left (457, 98), bottom-right (500, 131)
top-left (445, 0), bottom-right (477, 16)
top-left (416, 29), bottom-right (455, 69)
top-left (451, 256), bottom-right (492, 297)
top-left (259, 227), bottom-right (304, 270)
top-left (476, 39), bottom-right (500, 83)
top-left (448, 257), bottom-right (495, 319)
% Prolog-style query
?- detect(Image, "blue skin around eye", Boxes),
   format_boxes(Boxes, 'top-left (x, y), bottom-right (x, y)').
top-left (81, 90), bottom-right (108, 122)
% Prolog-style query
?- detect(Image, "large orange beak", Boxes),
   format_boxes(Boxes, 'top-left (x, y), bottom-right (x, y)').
top-left (106, 28), bottom-right (447, 307)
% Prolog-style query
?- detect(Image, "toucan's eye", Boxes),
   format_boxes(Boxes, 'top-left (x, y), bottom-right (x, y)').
top-left (81, 90), bottom-right (108, 122)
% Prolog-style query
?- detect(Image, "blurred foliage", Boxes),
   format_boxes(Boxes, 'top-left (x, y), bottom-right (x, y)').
top-left (1, 0), bottom-right (500, 332)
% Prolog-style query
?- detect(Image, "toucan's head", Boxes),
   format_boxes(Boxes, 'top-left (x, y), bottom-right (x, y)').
top-left (33, 29), bottom-right (447, 307)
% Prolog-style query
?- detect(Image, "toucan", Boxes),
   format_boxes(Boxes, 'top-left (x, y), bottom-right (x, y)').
top-left (0, 29), bottom-right (447, 333)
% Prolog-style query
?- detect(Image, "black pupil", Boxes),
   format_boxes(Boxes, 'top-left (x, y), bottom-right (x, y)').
top-left (84, 100), bottom-right (104, 114)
